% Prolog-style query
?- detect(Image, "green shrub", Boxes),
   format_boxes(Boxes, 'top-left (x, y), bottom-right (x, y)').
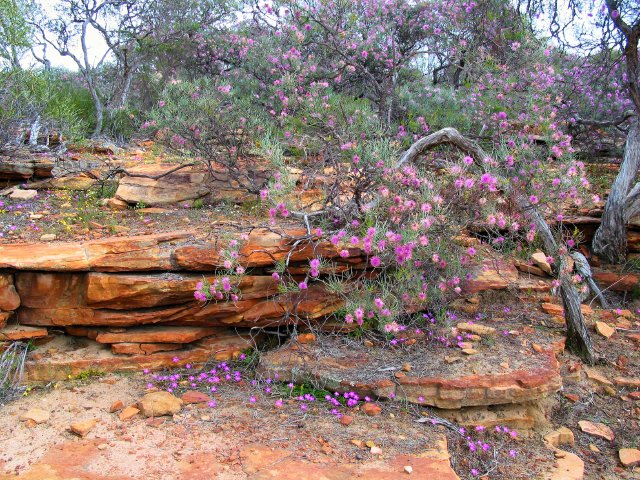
top-left (0, 68), bottom-right (94, 142)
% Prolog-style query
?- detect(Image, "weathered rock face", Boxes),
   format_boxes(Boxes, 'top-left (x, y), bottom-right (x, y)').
top-left (24, 329), bottom-right (255, 381)
top-left (37, 176), bottom-right (97, 191)
top-left (0, 231), bottom-right (195, 271)
top-left (84, 273), bottom-right (278, 309)
top-left (95, 326), bottom-right (218, 344)
top-left (593, 270), bottom-right (640, 292)
top-left (115, 165), bottom-right (210, 206)
top-left (0, 229), bottom-right (364, 272)
top-left (260, 340), bottom-right (562, 409)
top-left (462, 257), bottom-right (519, 294)
top-left (0, 228), bottom-right (355, 362)
top-left (173, 228), bottom-right (361, 270)
top-left (0, 273), bottom-right (20, 311)
top-left (0, 151), bottom-right (54, 180)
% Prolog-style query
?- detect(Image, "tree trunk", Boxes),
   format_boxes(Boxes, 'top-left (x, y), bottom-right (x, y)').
top-left (515, 196), bottom-right (595, 365)
top-left (593, 119), bottom-right (640, 264)
top-left (90, 87), bottom-right (104, 138)
top-left (108, 58), bottom-right (136, 117)
top-left (624, 182), bottom-right (640, 222)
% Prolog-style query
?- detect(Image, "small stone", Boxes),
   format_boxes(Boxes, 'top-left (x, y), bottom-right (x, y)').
top-left (456, 322), bottom-right (496, 335)
top-left (531, 251), bottom-right (552, 274)
top-left (499, 362), bottom-right (509, 369)
top-left (106, 198), bottom-right (129, 210)
top-left (584, 367), bottom-right (613, 386)
top-left (146, 418), bottom-right (165, 427)
top-left (578, 420), bottom-right (615, 441)
top-left (402, 363), bottom-right (411, 372)
top-left (564, 394), bottom-right (579, 403)
top-left (340, 415), bottom-right (354, 426)
top-left (628, 392), bottom-right (640, 400)
top-left (97, 443), bottom-right (108, 451)
top-left (9, 189), bottom-right (37, 200)
top-left (614, 377), bottom-right (640, 388)
top-left (461, 348), bottom-right (478, 355)
top-left (297, 333), bottom-right (316, 344)
top-left (40, 234), bottom-right (56, 242)
top-left (119, 406), bottom-right (140, 421)
top-left (589, 444), bottom-right (600, 453)
top-left (619, 448), bottom-right (640, 467)
top-left (70, 419), bottom-right (97, 437)
top-left (544, 426), bottom-right (575, 447)
top-left (458, 342), bottom-right (474, 349)
top-left (20, 408), bottom-right (50, 424)
top-left (109, 400), bottom-right (124, 413)
top-left (444, 355), bottom-right (461, 364)
top-left (404, 465), bottom-right (413, 474)
top-left (138, 391), bottom-right (182, 417)
top-left (363, 340), bottom-right (374, 347)
top-left (532, 343), bottom-right (543, 353)
top-left (370, 446), bottom-right (383, 455)
top-left (595, 321), bottom-right (615, 338)
top-left (362, 403), bottom-right (382, 416)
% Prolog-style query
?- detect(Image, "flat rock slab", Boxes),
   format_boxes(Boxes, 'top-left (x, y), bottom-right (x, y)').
top-left (24, 330), bottom-right (255, 382)
top-left (0, 324), bottom-right (48, 341)
top-left (239, 436), bottom-right (459, 480)
top-left (593, 271), bottom-right (640, 292)
top-left (0, 228), bottom-right (364, 272)
top-left (17, 283), bottom-right (342, 329)
top-left (260, 337), bottom-right (561, 409)
top-left (0, 231), bottom-right (195, 271)
top-left (95, 326), bottom-right (217, 344)
top-left (110, 342), bottom-right (183, 355)
top-left (0, 153), bottom-right (54, 180)
top-left (114, 165), bottom-right (210, 206)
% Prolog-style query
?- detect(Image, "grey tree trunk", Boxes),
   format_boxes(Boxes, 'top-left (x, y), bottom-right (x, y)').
top-left (624, 182), bottom-right (640, 222)
top-left (91, 88), bottom-right (104, 138)
top-left (593, 120), bottom-right (640, 264)
top-left (519, 198), bottom-right (595, 364)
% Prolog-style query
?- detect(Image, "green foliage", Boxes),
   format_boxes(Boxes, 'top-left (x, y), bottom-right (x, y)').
top-left (73, 368), bottom-right (106, 381)
top-left (0, 0), bottom-right (33, 67)
top-left (0, 68), bottom-right (94, 142)
top-left (105, 106), bottom-right (141, 141)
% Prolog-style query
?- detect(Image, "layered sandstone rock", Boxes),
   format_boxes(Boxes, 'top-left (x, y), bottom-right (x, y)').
top-left (260, 339), bottom-right (562, 409)
top-left (114, 165), bottom-right (210, 206)
top-left (462, 257), bottom-right (519, 294)
top-left (24, 330), bottom-right (254, 381)
top-left (0, 151), bottom-right (54, 180)
top-left (0, 274), bottom-right (20, 311)
top-left (0, 231), bottom-right (195, 271)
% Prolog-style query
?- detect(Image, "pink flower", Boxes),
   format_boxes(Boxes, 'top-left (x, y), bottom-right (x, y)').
top-left (370, 256), bottom-right (381, 267)
top-left (298, 281), bottom-right (308, 290)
